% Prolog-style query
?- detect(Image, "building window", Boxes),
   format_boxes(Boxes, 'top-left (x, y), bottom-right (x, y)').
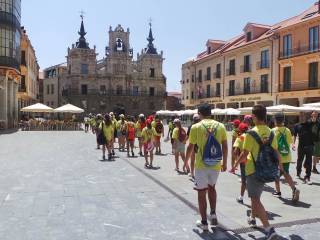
top-left (149, 87), bottom-right (155, 96)
top-left (133, 86), bottom-right (139, 96)
top-left (21, 50), bottom-right (26, 65)
top-left (260, 74), bottom-right (268, 93)
top-left (186, 79), bottom-right (189, 83)
top-left (116, 85), bottom-right (123, 95)
top-left (229, 80), bottom-right (235, 96)
top-left (309, 26), bottom-right (319, 52)
top-left (81, 84), bottom-right (88, 95)
top-left (244, 77), bottom-right (251, 94)
top-left (216, 83), bottom-right (221, 97)
top-left (81, 64), bottom-right (89, 74)
top-left (309, 62), bottom-right (318, 88)
top-left (206, 85), bottom-right (211, 98)
top-left (150, 68), bottom-right (155, 77)
top-left (216, 64), bottom-right (221, 78)
top-left (20, 75), bottom-right (26, 92)
top-left (51, 84), bottom-right (54, 94)
top-left (191, 74), bottom-right (194, 82)
top-left (260, 50), bottom-right (269, 68)
top-left (229, 59), bottom-right (235, 75)
top-left (198, 70), bottom-right (202, 82)
top-left (51, 101), bottom-right (54, 106)
top-left (47, 85), bottom-right (50, 95)
top-left (206, 67), bottom-right (211, 80)
top-left (283, 34), bottom-right (292, 57)
top-left (246, 32), bottom-right (252, 42)
top-left (283, 67), bottom-right (291, 91)
top-left (243, 55), bottom-right (251, 72)
top-left (191, 91), bottom-right (194, 99)
top-left (207, 46), bottom-right (211, 54)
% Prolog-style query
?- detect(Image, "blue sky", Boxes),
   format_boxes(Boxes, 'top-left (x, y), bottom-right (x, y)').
top-left (22, 0), bottom-right (315, 91)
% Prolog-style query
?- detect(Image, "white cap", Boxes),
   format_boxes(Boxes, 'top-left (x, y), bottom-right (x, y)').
top-left (139, 114), bottom-right (145, 118)
top-left (173, 118), bottom-right (180, 123)
top-left (193, 113), bottom-right (200, 120)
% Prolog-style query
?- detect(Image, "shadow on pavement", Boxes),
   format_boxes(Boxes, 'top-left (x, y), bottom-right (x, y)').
top-left (279, 198), bottom-right (311, 208)
top-left (0, 128), bottom-right (19, 135)
top-left (193, 228), bottom-right (239, 240)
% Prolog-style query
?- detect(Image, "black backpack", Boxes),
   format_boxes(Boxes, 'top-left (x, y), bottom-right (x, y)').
top-left (247, 130), bottom-right (280, 183)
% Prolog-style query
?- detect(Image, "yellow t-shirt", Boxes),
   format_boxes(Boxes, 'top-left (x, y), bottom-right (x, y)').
top-left (141, 127), bottom-right (157, 143)
top-left (233, 133), bottom-right (246, 151)
top-left (243, 125), bottom-right (278, 176)
top-left (152, 120), bottom-right (163, 137)
top-left (117, 120), bottom-right (127, 131)
top-left (100, 122), bottom-right (114, 141)
top-left (135, 121), bottom-right (145, 137)
top-left (172, 127), bottom-right (187, 143)
top-left (272, 126), bottom-right (292, 163)
top-left (189, 119), bottom-right (227, 171)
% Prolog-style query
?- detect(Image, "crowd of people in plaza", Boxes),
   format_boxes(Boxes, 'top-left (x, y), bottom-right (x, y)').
top-left (85, 104), bottom-right (320, 240)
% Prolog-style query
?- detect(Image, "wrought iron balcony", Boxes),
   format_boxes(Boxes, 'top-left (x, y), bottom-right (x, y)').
top-left (213, 72), bottom-right (221, 79)
top-left (226, 87), bottom-right (269, 96)
top-left (279, 44), bottom-right (320, 60)
top-left (279, 80), bottom-right (320, 92)
top-left (240, 64), bottom-right (252, 73)
top-left (256, 61), bottom-right (270, 70)
top-left (62, 88), bottom-right (166, 97)
top-left (226, 68), bottom-right (236, 76)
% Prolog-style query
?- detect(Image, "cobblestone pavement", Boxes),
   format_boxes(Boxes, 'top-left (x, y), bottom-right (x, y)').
top-left (0, 129), bottom-right (319, 240)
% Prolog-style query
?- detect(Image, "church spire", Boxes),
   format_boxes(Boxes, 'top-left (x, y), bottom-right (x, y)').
top-left (76, 13), bottom-right (89, 49)
top-left (145, 21), bottom-right (157, 54)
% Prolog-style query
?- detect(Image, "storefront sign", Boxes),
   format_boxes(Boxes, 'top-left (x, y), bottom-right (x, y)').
top-left (229, 96), bottom-right (262, 102)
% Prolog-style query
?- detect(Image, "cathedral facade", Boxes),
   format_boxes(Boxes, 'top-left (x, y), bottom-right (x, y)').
top-left (51, 18), bottom-right (166, 116)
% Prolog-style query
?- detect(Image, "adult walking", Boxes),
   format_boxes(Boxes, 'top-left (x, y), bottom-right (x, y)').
top-left (172, 119), bottom-right (189, 174)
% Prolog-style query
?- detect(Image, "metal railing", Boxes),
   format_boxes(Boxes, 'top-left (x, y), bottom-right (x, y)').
top-left (226, 87), bottom-right (269, 96)
top-left (213, 72), bottom-right (221, 79)
top-left (62, 88), bottom-right (166, 97)
top-left (279, 80), bottom-right (320, 92)
top-left (226, 68), bottom-right (236, 76)
top-left (279, 44), bottom-right (320, 59)
top-left (240, 64), bottom-right (252, 73)
top-left (256, 61), bottom-right (270, 70)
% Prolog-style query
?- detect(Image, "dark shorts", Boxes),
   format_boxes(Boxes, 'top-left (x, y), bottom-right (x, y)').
top-left (247, 175), bottom-right (264, 199)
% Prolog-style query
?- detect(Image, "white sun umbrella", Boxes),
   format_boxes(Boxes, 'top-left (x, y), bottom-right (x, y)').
top-left (225, 108), bottom-right (241, 115)
top-left (54, 104), bottom-right (84, 113)
top-left (303, 102), bottom-right (320, 108)
top-left (267, 104), bottom-right (315, 114)
top-left (211, 108), bottom-right (223, 115)
top-left (183, 109), bottom-right (197, 116)
top-left (21, 103), bottom-right (53, 113)
top-left (238, 107), bottom-right (253, 115)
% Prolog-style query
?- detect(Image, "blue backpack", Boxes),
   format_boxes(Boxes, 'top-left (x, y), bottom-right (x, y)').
top-left (202, 123), bottom-right (222, 166)
top-left (247, 130), bottom-right (280, 183)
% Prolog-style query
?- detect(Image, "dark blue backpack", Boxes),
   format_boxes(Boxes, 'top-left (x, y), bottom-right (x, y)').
top-left (202, 123), bottom-right (222, 166)
top-left (247, 130), bottom-right (280, 183)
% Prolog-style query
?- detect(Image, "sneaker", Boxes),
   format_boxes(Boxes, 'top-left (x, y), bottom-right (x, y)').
top-left (265, 227), bottom-right (278, 240)
top-left (131, 151), bottom-right (134, 157)
top-left (272, 192), bottom-right (281, 198)
top-left (196, 220), bottom-right (209, 231)
top-left (306, 178), bottom-right (313, 185)
top-left (247, 217), bottom-right (257, 227)
top-left (209, 213), bottom-right (218, 226)
top-left (292, 188), bottom-right (300, 202)
top-left (139, 151), bottom-right (143, 156)
top-left (312, 167), bottom-right (319, 174)
top-left (102, 155), bottom-right (106, 161)
top-left (236, 196), bottom-right (244, 204)
top-left (112, 150), bottom-right (115, 156)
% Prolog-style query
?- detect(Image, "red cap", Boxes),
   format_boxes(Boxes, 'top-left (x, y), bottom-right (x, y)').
top-left (238, 123), bottom-right (249, 132)
top-left (233, 119), bottom-right (241, 127)
top-left (146, 119), bottom-right (152, 125)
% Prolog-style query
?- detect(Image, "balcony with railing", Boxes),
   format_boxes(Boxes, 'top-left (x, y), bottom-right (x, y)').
top-left (226, 68), bottom-right (236, 76)
top-left (62, 88), bottom-right (166, 97)
top-left (226, 87), bottom-right (269, 96)
top-left (279, 44), bottom-right (320, 60)
top-left (18, 85), bottom-right (26, 92)
top-left (240, 64), bottom-right (252, 73)
top-left (279, 80), bottom-right (320, 92)
top-left (256, 61), bottom-right (270, 70)
top-left (213, 72), bottom-right (221, 79)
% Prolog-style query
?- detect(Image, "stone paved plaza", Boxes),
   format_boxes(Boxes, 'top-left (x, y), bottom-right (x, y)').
top-left (0, 128), bottom-right (320, 240)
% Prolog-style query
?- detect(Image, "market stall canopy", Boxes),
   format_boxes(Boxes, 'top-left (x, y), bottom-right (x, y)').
top-left (238, 107), bottom-right (253, 114)
top-left (303, 102), bottom-right (320, 108)
top-left (212, 108), bottom-right (240, 115)
top-left (54, 104), bottom-right (84, 113)
top-left (21, 103), bottom-right (53, 113)
top-left (267, 104), bottom-right (317, 114)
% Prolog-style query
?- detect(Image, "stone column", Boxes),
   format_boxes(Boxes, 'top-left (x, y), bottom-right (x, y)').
top-left (7, 79), bottom-right (13, 128)
top-left (0, 75), bottom-right (8, 128)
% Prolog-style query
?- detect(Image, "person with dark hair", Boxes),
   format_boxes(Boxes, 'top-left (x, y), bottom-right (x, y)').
top-left (110, 112), bottom-right (117, 156)
top-left (152, 115), bottom-right (164, 154)
top-left (272, 113), bottom-right (300, 201)
top-left (172, 119), bottom-right (189, 173)
top-left (100, 113), bottom-right (114, 161)
top-left (126, 116), bottom-right (136, 157)
top-left (95, 114), bottom-right (104, 150)
top-left (293, 114), bottom-right (314, 185)
top-left (142, 119), bottom-right (157, 168)
top-left (167, 117), bottom-right (176, 154)
top-left (136, 114), bottom-right (147, 156)
top-left (117, 114), bottom-right (127, 152)
top-left (236, 105), bottom-right (279, 239)
top-left (230, 119), bottom-right (241, 173)
top-left (186, 103), bottom-right (228, 231)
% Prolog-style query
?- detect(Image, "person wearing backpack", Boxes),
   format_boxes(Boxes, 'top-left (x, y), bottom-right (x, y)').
top-left (231, 122), bottom-right (249, 204)
top-left (142, 119), bottom-right (157, 168)
top-left (172, 119), bottom-right (190, 174)
top-left (236, 105), bottom-right (279, 240)
top-left (152, 115), bottom-right (164, 154)
top-left (136, 114), bottom-right (147, 156)
top-left (272, 113), bottom-right (300, 202)
top-left (186, 103), bottom-right (228, 231)
top-left (126, 116), bottom-right (136, 157)
top-left (117, 114), bottom-right (127, 152)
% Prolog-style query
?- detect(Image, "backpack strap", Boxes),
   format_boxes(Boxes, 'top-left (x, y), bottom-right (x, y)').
top-left (247, 130), bottom-right (263, 146)
top-left (202, 122), bottom-right (218, 136)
